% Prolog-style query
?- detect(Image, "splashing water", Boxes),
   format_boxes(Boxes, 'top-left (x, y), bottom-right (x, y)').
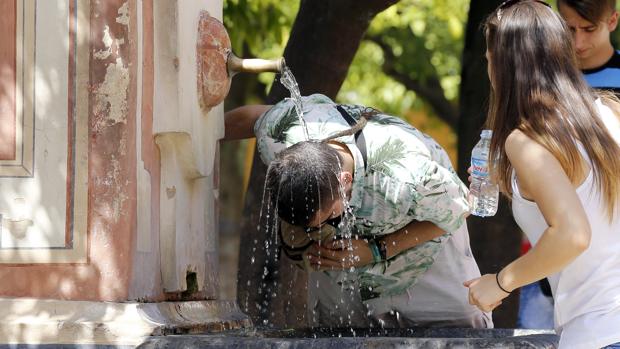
top-left (246, 125), bottom-right (363, 329)
top-left (280, 66), bottom-right (310, 141)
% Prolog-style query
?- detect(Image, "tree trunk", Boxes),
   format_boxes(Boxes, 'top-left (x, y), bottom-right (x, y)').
top-left (237, 0), bottom-right (399, 328)
top-left (368, 35), bottom-right (459, 130)
top-left (457, 0), bottom-right (522, 328)
top-left (268, 0), bottom-right (400, 102)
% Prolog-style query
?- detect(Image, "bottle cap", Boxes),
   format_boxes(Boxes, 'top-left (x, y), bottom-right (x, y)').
top-left (481, 129), bottom-right (492, 138)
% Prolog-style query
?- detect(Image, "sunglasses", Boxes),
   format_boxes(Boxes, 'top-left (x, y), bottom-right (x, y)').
top-left (497, 0), bottom-right (552, 21)
top-left (279, 216), bottom-right (341, 250)
top-left (303, 215), bottom-right (342, 238)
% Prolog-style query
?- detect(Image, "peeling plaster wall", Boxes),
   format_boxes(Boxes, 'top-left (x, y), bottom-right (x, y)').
top-left (128, 0), bottom-right (225, 300)
top-left (0, 0), bottom-right (134, 301)
top-left (0, 0), bottom-right (225, 302)
top-left (0, 0), bottom-right (139, 301)
top-left (152, 1), bottom-right (224, 175)
top-left (86, 0), bottom-right (136, 300)
top-left (128, 0), bottom-right (164, 301)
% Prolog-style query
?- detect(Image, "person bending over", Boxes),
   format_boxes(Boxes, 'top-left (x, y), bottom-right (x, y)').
top-left (225, 94), bottom-right (491, 328)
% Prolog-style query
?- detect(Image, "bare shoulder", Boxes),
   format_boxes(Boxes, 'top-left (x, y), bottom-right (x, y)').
top-left (505, 129), bottom-right (557, 173)
top-left (505, 130), bottom-right (538, 159)
top-left (505, 129), bottom-right (526, 147)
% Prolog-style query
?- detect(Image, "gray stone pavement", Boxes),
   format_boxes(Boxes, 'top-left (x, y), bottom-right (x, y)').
top-left (0, 328), bottom-right (559, 348)
top-left (138, 328), bottom-right (559, 349)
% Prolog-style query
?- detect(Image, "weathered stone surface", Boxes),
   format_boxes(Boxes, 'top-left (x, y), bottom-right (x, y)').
top-left (196, 11), bottom-right (231, 113)
top-left (139, 331), bottom-right (559, 349)
top-left (0, 299), bottom-right (251, 346)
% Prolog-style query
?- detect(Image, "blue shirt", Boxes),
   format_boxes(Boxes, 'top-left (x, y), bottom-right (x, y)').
top-left (583, 50), bottom-right (620, 94)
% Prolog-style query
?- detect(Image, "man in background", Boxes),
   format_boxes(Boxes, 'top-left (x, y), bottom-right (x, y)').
top-left (559, 0), bottom-right (620, 94)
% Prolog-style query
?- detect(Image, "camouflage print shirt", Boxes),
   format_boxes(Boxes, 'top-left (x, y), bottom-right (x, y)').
top-left (255, 94), bottom-right (470, 301)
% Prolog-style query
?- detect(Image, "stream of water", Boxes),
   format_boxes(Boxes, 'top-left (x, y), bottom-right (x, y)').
top-left (280, 65), bottom-right (310, 141)
top-left (243, 66), bottom-right (362, 330)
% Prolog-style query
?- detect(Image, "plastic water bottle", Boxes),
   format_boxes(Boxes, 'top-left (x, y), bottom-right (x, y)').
top-left (470, 130), bottom-right (499, 217)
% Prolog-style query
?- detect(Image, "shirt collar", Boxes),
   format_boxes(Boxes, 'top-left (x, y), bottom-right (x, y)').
top-left (344, 142), bottom-right (365, 209)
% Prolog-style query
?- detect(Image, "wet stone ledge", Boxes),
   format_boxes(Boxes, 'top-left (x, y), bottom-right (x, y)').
top-left (138, 328), bottom-right (559, 349)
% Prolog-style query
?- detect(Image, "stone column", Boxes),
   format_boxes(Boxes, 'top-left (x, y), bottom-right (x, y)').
top-left (0, 0), bottom-right (249, 345)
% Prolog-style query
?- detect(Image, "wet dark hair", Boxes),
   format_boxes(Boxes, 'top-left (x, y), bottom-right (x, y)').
top-left (558, 0), bottom-right (616, 24)
top-left (265, 108), bottom-right (379, 227)
top-left (266, 141), bottom-right (342, 227)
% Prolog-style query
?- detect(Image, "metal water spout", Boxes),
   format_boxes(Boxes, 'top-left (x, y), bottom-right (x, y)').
top-left (196, 11), bottom-right (285, 113)
top-left (227, 52), bottom-right (285, 76)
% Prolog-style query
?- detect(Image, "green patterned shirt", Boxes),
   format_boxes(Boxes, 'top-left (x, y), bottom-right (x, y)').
top-left (255, 94), bottom-right (470, 300)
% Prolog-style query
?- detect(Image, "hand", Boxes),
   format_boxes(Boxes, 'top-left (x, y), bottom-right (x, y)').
top-left (467, 166), bottom-right (473, 184)
top-left (305, 238), bottom-right (374, 271)
top-left (463, 274), bottom-right (509, 312)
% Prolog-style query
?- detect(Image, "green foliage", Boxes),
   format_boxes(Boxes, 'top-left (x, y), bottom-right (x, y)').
top-left (223, 0), bottom-right (297, 55)
top-left (339, 40), bottom-right (416, 115)
top-left (223, 0), bottom-right (299, 91)
top-left (224, 0), bottom-right (620, 120)
top-left (339, 0), bottom-right (469, 116)
top-left (224, 0), bottom-right (468, 119)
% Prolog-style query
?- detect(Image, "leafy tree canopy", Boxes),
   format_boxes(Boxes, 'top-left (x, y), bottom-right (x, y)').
top-left (224, 0), bottom-right (467, 117)
top-left (343, 0), bottom-right (468, 116)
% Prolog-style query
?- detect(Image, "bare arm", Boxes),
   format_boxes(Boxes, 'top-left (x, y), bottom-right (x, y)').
top-left (307, 220), bottom-right (448, 270)
top-left (379, 220), bottom-right (446, 259)
top-left (223, 105), bottom-right (271, 140)
top-left (465, 130), bottom-right (591, 312)
top-left (498, 130), bottom-right (590, 290)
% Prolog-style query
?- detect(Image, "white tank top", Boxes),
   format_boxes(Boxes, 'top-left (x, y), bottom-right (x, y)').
top-left (511, 99), bottom-right (620, 349)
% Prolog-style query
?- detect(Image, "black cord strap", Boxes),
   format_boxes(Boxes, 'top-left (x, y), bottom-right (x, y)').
top-left (496, 272), bottom-right (511, 294)
top-left (336, 105), bottom-right (367, 170)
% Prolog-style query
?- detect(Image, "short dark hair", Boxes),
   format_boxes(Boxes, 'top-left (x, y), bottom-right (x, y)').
top-left (265, 141), bottom-right (342, 227)
top-left (558, 0), bottom-right (617, 23)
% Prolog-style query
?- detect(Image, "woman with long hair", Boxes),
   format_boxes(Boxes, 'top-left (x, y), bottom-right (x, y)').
top-left (464, 1), bottom-right (620, 348)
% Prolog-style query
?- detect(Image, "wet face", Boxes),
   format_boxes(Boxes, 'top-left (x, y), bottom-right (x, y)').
top-left (305, 171), bottom-right (352, 229)
top-left (306, 198), bottom-right (345, 229)
top-left (558, 3), bottom-right (618, 69)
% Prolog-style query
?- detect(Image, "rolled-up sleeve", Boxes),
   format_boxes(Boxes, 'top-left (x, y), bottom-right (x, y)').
top-left (406, 156), bottom-right (470, 233)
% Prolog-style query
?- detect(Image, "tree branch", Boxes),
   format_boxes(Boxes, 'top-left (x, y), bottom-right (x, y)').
top-left (267, 0), bottom-right (400, 103)
top-left (367, 35), bottom-right (459, 130)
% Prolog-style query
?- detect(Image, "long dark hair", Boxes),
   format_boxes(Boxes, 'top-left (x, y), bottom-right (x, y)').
top-left (485, 1), bottom-right (620, 219)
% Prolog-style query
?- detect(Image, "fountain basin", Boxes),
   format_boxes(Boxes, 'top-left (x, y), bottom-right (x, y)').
top-left (139, 327), bottom-right (559, 348)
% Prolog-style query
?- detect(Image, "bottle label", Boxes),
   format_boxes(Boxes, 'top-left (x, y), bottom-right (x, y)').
top-left (471, 157), bottom-right (489, 177)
